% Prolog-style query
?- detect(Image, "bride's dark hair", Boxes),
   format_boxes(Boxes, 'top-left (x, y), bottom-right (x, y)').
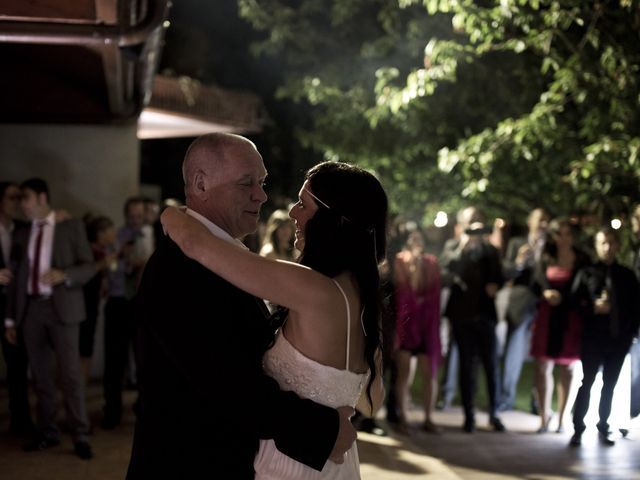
top-left (297, 161), bottom-right (388, 408)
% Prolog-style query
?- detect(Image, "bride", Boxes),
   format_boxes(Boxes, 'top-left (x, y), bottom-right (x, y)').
top-left (162, 161), bottom-right (387, 479)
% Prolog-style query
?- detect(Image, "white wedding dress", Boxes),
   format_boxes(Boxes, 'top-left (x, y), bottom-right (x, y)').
top-left (254, 280), bottom-right (370, 479)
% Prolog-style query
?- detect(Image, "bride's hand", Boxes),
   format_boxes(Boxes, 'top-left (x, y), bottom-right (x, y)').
top-left (160, 207), bottom-right (209, 259)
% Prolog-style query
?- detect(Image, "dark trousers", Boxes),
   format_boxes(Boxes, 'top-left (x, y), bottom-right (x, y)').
top-left (22, 298), bottom-right (90, 441)
top-left (103, 297), bottom-right (135, 418)
top-left (573, 334), bottom-right (629, 434)
top-left (0, 322), bottom-right (32, 431)
top-left (453, 315), bottom-right (499, 421)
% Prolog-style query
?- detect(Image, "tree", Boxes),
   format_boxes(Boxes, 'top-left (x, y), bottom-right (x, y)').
top-left (239, 0), bottom-right (640, 228)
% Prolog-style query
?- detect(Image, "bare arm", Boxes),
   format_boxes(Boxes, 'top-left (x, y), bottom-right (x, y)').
top-left (161, 207), bottom-right (338, 316)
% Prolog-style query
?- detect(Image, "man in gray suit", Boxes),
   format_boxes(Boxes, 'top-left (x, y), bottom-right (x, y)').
top-left (4, 178), bottom-right (95, 459)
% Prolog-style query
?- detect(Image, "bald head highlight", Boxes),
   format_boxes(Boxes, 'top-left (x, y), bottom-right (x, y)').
top-left (182, 133), bottom-right (257, 197)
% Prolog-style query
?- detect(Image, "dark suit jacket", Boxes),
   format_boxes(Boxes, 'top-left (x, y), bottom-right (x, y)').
top-left (440, 238), bottom-right (503, 324)
top-left (571, 261), bottom-right (640, 346)
top-left (6, 217), bottom-right (95, 325)
top-left (126, 237), bottom-right (338, 480)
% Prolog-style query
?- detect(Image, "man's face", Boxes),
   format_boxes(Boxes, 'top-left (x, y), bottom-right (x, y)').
top-left (0, 185), bottom-right (21, 220)
top-left (20, 188), bottom-right (47, 220)
top-left (595, 231), bottom-right (618, 264)
top-left (206, 143), bottom-right (268, 238)
top-left (126, 203), bottom-right (146, 230)
top-left (528, 209), bottom-right (549, 236)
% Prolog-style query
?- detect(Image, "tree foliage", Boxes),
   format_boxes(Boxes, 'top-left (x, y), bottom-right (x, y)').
top-left (239, 0), bottom-right (640, 225)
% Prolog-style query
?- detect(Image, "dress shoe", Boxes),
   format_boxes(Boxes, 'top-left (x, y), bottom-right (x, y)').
top-left (569, 432), bottom-right (582, 446)
top-left (489, 416), bottom-right (506, 432)
top-left (462, 417), bottom-right (475, 433)
top-left (598, 431), bottom-right (615, 446)
top-left (358, 418), bottom-right (388, 437)
top-left (23, 435), bottom-right (60, 452)
top-left (74, 440), bottom-right (94, 460)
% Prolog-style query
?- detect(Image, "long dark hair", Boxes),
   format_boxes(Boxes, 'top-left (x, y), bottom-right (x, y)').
top-left (298, 161), bottom-right (388, 408)
top-left (261, 209), bottom-right (295, 259)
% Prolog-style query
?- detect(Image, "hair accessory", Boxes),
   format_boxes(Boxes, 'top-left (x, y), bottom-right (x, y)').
top-left (304, 187), bottom-right (354, 225)
top-left (360, 306), bottom-right (367, 336)
top-left (305, 187), bottom-right (380, 263)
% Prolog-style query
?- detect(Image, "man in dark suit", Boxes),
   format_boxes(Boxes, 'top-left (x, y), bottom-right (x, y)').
top-left (0, 181), bottom-right (33, 436)
top-left (570, 227), bottom-right (640, 446)
top-left (126, 133), bottom-right (355, 479)
top-left (499, 207), bottom-right (549, 411)
top-left (440, 206), bottom-right (505, 433)
top-left (4, 178), bottom-right (95, 459)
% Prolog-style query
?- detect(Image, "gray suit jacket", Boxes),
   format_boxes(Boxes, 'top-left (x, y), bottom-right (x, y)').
top-left (7, 217), bottom-right (95, 325)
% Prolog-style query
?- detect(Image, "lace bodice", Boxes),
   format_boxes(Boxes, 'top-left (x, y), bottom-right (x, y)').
top-left (263, 333), bottom-right (369, 409)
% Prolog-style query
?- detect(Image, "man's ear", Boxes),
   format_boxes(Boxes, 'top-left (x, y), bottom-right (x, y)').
top-left (37, 192), bottom-right (49, 207)
top-left (193, 169), bottom-right (207, 194)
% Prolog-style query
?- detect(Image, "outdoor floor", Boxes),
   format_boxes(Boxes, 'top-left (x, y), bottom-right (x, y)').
top-left (1, 383), bottom-right (639, 480)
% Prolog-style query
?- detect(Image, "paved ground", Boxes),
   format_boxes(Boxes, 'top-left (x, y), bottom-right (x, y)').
top-left (1, 384), bottom-right (639, 479)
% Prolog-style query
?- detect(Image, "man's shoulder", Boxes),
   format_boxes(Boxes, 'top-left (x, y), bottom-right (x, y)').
top-left (55, 216), bottom-right (84, 234)
top-left (145, 238), bottom-right (233, 290)
top-left (614, 262), bottom-right (637, 281)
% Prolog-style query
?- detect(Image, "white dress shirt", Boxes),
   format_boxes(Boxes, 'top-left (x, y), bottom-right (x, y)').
top-left (185, 208), bottom-right (248, 250)
top-left (27, 210), bottom-right (56, 296)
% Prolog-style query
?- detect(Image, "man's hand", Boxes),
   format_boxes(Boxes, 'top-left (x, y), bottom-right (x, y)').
top-left (5, 326), bottom-right (17, 345)
top-left (515, 244), bottom-right (532, 266)
top-left (328, 406), bottom-right (356, 464)
top-left (594, 296), bottom-right (611, 315)
top-left (0, 268), bottom-right (12, 286)
top-left (54, 209), bottom-right (72, 222)
top-left (41, 269), bottom-right (67, 286)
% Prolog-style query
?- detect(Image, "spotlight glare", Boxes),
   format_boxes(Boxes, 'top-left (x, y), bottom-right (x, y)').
top-left (434, 211), bottom-right (448, 228)
top-left (611, 218), bottom-right (622, 230)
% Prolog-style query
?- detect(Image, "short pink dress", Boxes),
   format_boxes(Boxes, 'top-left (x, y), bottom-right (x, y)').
top-left (393, 252), bottom-right (442, 372)
top-left (530, 265), bottom-right (582, 364)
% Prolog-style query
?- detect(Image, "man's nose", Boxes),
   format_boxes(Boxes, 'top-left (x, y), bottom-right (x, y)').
top-left (252, 184), bottom-right (267, 203)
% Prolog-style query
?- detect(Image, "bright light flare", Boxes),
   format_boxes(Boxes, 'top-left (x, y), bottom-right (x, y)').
top-left (611, 218), bottom-right (622, 230)
top-left (434, 211), bottom-right (448, 228)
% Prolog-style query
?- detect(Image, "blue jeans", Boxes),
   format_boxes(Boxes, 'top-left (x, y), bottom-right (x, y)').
top-left (631, 340), bottom-right (640, 418)
top-left (499, 303), bottom-right (535, 410)
top-left (441, 343), bottom-right (459, 406)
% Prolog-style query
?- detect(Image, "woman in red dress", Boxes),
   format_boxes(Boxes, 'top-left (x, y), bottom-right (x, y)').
top-left (393, 230), bottom-right (442, 434)
top-left (530, 218), bottom-right (589, 433)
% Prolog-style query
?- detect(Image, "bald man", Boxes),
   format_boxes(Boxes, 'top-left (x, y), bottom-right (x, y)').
top-left (126, 133), bottom-right (354, 479)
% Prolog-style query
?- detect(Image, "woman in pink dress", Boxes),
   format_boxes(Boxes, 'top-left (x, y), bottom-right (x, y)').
top-left (530, 218), bottom-right (589, 433)
top-left (393, 230), bottom-right (442, 434)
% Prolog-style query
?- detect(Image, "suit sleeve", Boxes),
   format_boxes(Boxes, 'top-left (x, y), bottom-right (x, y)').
top-left (256, 373), bottom-right (338, 470)
top-left (63, 219), bottom-right (96, 286)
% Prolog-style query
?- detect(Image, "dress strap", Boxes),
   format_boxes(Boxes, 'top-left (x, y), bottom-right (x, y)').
top-left (331, 279), bottom-right (351, 370)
